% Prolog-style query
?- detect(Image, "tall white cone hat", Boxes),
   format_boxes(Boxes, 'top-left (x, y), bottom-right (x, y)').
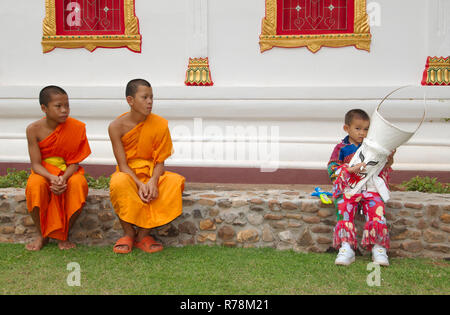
top-left (348, 86), bottom-right (426, 201)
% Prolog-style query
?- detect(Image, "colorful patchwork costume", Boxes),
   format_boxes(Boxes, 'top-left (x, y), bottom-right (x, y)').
top-left (327, 136), bottom-right (391, 250)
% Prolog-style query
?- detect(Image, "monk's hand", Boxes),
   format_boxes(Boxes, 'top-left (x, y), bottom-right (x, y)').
top-left (138, 183), bottom-right (151, 203)
top-left (50, 182), bottom-right (67, 195)
top-left (146, 179), bottom-right (159, 201)
top-left (56, 175), bottom-right (67, 186)
top-left (49, 175), bottom-right (59, 185)
top-left (348, 162), bottom-right (366, 174)
top-left (49, 175), bottom-right (67, 195)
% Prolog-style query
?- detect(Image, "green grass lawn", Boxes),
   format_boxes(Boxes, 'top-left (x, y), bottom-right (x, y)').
top-left (0, 243), bottom-right (448, 295)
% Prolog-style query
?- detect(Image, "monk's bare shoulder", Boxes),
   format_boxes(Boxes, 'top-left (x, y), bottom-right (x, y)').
top-left (26, 119), bottom-right (44, 132)
top-left (109, 113), bottom-right (131, 139)
top-left (26, 120), bottom-right (44, 141)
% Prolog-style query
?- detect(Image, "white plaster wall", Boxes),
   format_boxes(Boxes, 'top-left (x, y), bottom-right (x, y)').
top-left (0, 0), bottom-right (434, 86)
top-left (0, 0), bottom-right (449, 172)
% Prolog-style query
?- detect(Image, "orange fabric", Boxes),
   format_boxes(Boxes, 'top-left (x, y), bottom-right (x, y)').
top-left (110, 113), bottom-right (185, 229)
top-left (25, 118), bottom-right (91, 240)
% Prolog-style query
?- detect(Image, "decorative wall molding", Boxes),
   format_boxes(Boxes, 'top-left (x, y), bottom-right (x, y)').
top-left (185, 0), bottom-right (212, 86)
top-left (0, 85), bottom-right (448, 172)
top-left (187, 0), bottom-right (208, 57)
top-left (421, 56), bottom-right (450, 86)
top-left (185, 57), bottom-right (214, 86)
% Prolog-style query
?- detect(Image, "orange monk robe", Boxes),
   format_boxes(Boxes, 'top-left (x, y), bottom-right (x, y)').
top-left (26, 117), bottom-right (91, 241)
top-left (109, 113), bottom-right (185, 229)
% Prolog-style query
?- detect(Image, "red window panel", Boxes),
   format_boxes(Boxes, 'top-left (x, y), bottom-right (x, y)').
top-left (55, 0), bottom-right (125, 35)
top-left (276, 0), bottom-right (354, 35)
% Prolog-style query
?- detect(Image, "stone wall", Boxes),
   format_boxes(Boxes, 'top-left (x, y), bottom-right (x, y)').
top-left (1, 188), bottom-right (449, 259)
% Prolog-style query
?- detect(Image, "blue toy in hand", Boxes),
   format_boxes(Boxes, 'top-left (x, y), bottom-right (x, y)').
top-left (311, 187), bottom-right (333, 204)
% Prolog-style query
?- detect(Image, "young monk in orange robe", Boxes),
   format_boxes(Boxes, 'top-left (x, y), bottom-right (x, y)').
top-left (25, 86), bottom-right (91, 251)
top-left (109, 79), bottom-right (185, 254)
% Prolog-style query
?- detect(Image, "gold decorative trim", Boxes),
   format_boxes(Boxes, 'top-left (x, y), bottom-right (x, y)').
top-left (185, 58), bottom-right (213, 86)
top-left (259, 0), bottom-right (371, 53)
top-left (42, 0), bottom-right (141, 53)
top-left (422, 56), bottom-right (450, 85)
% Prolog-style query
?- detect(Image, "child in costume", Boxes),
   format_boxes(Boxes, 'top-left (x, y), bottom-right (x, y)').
top-left (327, 109), bottom-right (394, 266)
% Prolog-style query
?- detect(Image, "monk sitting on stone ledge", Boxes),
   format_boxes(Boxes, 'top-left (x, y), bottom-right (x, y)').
top-left (25, 86), bottom-right (91, 251)
top-left (108, 79), bottom-right (185, 254)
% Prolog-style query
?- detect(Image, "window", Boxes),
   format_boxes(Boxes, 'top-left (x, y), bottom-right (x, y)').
top-left (42, 0), bottom-right (141, 53)
top-left (260, 0), bottom-right (371, 53)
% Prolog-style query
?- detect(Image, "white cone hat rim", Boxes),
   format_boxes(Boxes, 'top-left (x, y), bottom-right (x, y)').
top-left (373, 109), bottom-right (415, 136)
top-left (367, 109), bottom-right (415, 152)
top-left (367, 86), bottom-right (427, 151)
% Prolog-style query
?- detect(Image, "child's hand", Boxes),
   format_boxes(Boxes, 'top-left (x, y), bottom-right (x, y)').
top-left (348, 162), bottom-right (366, 174)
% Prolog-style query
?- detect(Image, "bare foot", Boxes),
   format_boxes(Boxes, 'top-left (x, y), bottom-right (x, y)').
top-left (58, 240), bottom-right (76, 250)
top-left (25, 236), bottom-right (48, 251)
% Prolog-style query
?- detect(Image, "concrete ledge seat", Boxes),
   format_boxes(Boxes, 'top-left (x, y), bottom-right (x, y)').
top-left (1, 185), bottom-right (449, 259)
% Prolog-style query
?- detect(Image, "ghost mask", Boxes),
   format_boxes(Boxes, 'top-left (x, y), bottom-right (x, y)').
top-left (347, 87), bottom-right (426, 201)
top-left (348, 137), bottom-right (391, 200)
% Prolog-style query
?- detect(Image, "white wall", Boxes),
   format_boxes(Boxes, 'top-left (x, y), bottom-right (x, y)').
top-left (0, 0), bottom-right (433, 86)
top-left (0, 0), bottom-right (449, 172)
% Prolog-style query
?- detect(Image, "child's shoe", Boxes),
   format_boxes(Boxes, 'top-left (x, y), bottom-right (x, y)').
top-left (335, 242), bottom-right (355, 266)
top-left (372, 244), bottom-right (389, 266)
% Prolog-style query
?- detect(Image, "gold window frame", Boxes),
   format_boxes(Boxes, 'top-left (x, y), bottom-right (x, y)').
top-left (259, 0), bottom-right (371, 53)
top-left (42, 0), bottom-right (141, 53)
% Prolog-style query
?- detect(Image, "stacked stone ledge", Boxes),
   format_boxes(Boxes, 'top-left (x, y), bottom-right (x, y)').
top-left (0, 188), bottom-right (449, 259)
